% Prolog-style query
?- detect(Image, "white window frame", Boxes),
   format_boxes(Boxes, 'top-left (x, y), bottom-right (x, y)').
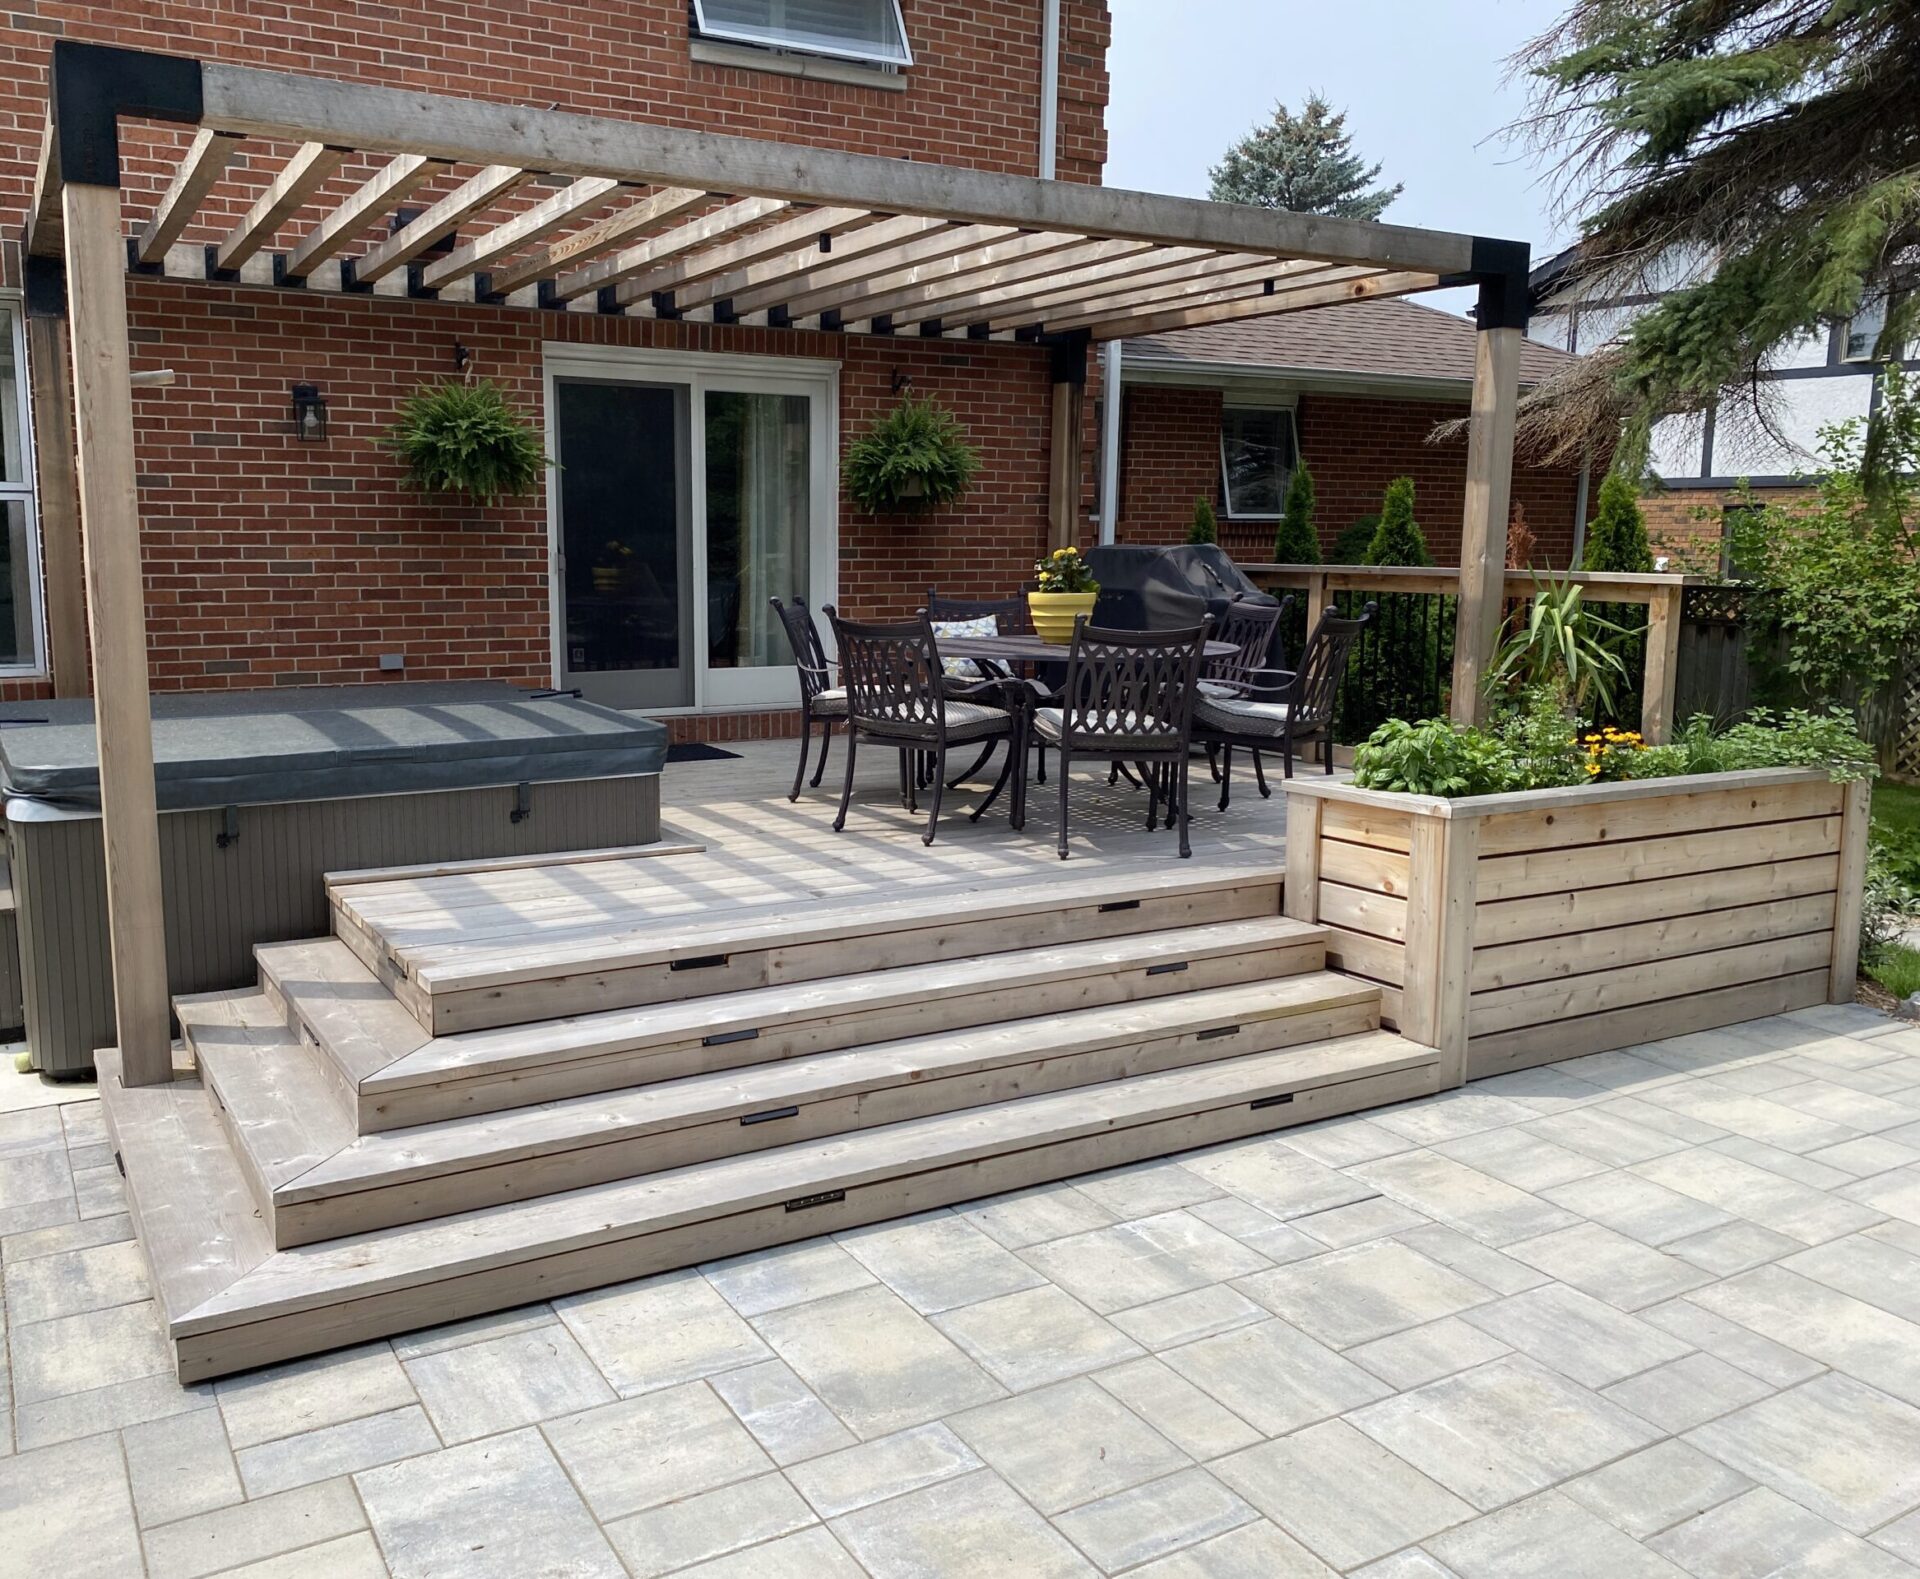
top-left (541, 342), bottom-right (840, 715)
top-left (0, 297), bottom-right (47, 678)
top-left (690, 0), bottom-right (914, 68)
top-left (1217, 402), bottom-right (1298, 522)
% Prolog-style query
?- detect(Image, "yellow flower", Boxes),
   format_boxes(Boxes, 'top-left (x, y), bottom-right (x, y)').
top-left (1586, 763), bottom-right (1602, 775)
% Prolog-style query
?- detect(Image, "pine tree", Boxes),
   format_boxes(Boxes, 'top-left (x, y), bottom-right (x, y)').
top-left (1187, 496), bottom-right (1218, 545)
top-left (1582, 472), bottom-right (1654, 573)
top-left (1208, 94), bottom-right (1402, 220)
top-left (1363, 478), bottom-right (1432, 566)
top-left (1272, 463), bottom-right (1320, 563)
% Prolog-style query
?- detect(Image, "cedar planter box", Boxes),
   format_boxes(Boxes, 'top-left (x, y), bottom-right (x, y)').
top-left (1282, 767), bottom-right (1874, 1084)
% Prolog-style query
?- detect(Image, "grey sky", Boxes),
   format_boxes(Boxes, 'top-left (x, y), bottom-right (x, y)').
top-left (1103, 0), bottom-right (1574, 314)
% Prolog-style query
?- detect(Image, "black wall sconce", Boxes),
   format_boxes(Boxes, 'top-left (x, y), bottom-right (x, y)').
top-left (290, 382), bottom-right (328, 442)
top-left (890, 369), bottom-right (913, 395)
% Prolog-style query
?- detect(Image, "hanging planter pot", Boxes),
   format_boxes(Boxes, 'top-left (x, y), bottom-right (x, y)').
top-left (380, 378), bottom-right (554, 508)
top-left (843, 395), bottom-right (980, 515)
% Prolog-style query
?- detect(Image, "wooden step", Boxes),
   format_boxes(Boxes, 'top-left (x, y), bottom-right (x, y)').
top-left (334, 862), bottom-right (1285, 1035)
top-left (113, 1027), bottom-right (1438, 1381)
top-left (262, 918), bottom-right (1327, 1132)
top-left (180, 992), bottom-right (356, 1222)
top-left (260, 973), bottom-right (1379, 1246)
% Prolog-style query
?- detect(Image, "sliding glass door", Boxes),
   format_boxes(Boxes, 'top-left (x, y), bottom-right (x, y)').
top-left (545, 348), bottom-right (836, 713)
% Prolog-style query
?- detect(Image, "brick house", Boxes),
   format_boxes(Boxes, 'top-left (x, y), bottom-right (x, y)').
top-left (2, 2), bottom-right (1572, 738)
top-left (1103, 299), bottom-right (1585, 566)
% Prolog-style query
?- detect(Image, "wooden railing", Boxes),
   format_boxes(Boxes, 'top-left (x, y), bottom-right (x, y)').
top-left (1237, 563), bottom-right (1702, 744)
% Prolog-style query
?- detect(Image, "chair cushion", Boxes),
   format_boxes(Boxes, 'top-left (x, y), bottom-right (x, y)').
top-left (810, 687), bottom-right (848, 716)
top-left (852, 697), bottom-right (1012, 743)
top-left (1194, 695), bottom-right (1295, 737)
top-left (931, 615), bottom-right (997, 679)
top-left (1031, 707), bottom-right (1180, 753)
top-left (1197, 678), bottom-right (1240, 699)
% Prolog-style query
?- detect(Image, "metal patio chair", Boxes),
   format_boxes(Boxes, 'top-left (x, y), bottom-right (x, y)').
top-left (826, 611), bottom-right (1023, 846)
top-left (1033, 618), bottom-right (1210, 860)
top-left (1200, 595), bottom-right (1293, 796)
top-left (770, 596), bottom-right (846, 802)
top-left (1194, 601), bottom-right (1376, 807)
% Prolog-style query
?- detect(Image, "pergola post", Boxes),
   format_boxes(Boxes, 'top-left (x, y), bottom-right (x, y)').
top-left (25, 310), bottom-right (90, 698)
top-left (1449, 262), bottom-right (1527, 726)
top-left (1046, 330), bottom-right (1089, 551)
top-left (63, 179), bottom-right (173, 1085)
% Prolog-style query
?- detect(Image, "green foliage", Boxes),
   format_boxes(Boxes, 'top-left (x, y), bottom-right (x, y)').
top-left (843, 396), bottom-right (980, 515)
top-left (1495, 682), bottom-right (1587, 789)
top-left (1272, 464), bottom-right (1320, 563)
top-left (380, 379), bottom-right (552, 507)
top-left (1727, 366), bottom-right (1920, 706)
top-left (1208, 93), bottom-right (1402, 220)
top-left (1033, 545), bottom-right (1098, 595)
top-left (1187, 496), bottom-right (1218, 545)
top-left (1350, 701), bottom-right (1875, 800)
top-left (1486, 575), bottom-right (1633, 714)
top-left (1330, 517), bottom-right (1377, 564)
top-left (1867, 941), bottom-right (1920, 1002)
top-left (1363, 479), bottom-right (1432, 567)
top-left (1351, 716), bottom-right (1512, 798)
top-left (1515, 0), bottom-right (1920, 478)
top-left (1582, 473), bottom-right (1654, 573)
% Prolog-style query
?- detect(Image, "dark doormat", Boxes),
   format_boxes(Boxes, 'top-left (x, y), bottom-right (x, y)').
top-left (666, 742), bottom-right (743, 764)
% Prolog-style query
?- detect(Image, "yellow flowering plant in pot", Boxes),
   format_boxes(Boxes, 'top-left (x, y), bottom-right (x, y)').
top-left (1028, 546), bottom-right (1100, 643)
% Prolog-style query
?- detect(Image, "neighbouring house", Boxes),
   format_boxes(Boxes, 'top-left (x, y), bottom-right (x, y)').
top-left (1104, 298), bottom-right (1587, 565)
top-left (1, 2), bottom-right (1551, 741)
top-left (1529, 243), bottom-right (1917, 571)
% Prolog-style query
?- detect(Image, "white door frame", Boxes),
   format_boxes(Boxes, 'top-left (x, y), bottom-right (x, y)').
top-left (541, 342), bottom-right (840, 713)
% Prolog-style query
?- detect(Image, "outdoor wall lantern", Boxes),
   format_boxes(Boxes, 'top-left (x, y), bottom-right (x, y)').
top-left (290, 382), bottom-right (329, 442)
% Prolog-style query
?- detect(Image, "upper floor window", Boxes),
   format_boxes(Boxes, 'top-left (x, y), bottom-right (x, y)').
top-left (692, 0), bottom-right (913, 67)
top-left (0, 301), bottom-right (44, 675)
top-left (1843, 292), bottom-right (1890, 363)
top-left (1219, 404), bottom-right (1297, 520)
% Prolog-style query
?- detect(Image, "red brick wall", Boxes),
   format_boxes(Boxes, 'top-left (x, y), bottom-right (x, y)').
top-left (0, 2), bottom-right (1112, 255)
top-left (0, 2), bottom-right (1106, 720)
top-left (1117, 384), bottom-right (1583, 568)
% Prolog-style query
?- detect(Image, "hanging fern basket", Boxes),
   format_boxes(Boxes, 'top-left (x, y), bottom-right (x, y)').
top-left (380, 378), bottom-right (553, 508)
top-left (843, 395), bottom-right (980, 515)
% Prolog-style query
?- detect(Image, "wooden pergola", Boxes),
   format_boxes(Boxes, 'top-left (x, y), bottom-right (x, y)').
top-left (23, 41), bottom-right (1531, 1089)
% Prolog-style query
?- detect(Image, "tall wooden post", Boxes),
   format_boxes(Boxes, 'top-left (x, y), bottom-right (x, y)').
top-left (1046, 331), bottom-right (1089, 552)
top-left (1638, 582), bottom-right (1684, 745)
top-left (1449, 317), bottom-right (1523, 726)
top-left (26, 314), bottom-right (90, 697)
top-left (63, 181), bottom-right (173, 1085)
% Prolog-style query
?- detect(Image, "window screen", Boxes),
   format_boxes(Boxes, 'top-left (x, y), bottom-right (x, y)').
top-left (1843, 294), bottom-right (1888, 362)
top-left (1219, 406), bottom-right (1297, 519)
top-left (693, 0), bottom-right (913, 66)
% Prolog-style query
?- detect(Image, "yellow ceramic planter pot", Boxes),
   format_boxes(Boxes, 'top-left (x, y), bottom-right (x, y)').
top-left (1027, 590), bottom-right (1098, 644)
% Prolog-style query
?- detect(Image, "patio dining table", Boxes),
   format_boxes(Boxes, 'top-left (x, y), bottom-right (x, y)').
top-left (936, 633), bottom-right (1239, 666)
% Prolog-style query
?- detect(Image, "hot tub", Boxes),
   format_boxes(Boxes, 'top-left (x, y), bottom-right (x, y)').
top-left (0, 683), bottom-right (667, 1076)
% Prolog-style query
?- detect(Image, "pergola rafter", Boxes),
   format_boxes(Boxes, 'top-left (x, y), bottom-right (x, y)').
top-left (24, 40), bottom-right (1531, 1085)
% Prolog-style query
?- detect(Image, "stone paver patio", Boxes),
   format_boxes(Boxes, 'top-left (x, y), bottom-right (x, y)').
top-left (7, 1001), bottom-right (1920, 1577)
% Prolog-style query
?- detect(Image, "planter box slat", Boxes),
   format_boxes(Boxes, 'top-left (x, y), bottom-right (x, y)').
top-left (1470, 892), bottom-right (1839, 992)
top-left (1474, 816), bottom-right (1840, 902)
top-left (1473, 778), bottom-right (1844, 856)
top-left (1473, 854), bottom-right (1841, 947)
top-left (1467, 929), bottom-right (1834, 1037)
top-left (1467, 969), bottom-right (1830, 1073)
top-left (1284, 767), bottom-right (1871, 1083)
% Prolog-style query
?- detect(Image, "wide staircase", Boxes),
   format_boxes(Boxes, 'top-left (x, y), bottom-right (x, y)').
top-left (99, 854), bottom-right (1440, 1382)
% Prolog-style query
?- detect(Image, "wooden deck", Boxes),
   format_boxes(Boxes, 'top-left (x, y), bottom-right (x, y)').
top-left (100, 744), bottom-right (1439, 1381)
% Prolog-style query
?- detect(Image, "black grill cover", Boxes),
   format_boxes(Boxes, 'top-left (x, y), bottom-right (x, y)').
top-left (1087, 544), bottom-right (1281, 631)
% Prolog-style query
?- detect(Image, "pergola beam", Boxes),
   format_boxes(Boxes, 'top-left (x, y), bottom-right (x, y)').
top-left (215, 141), bottom-right (344, 272)
top-left (420, 174), bottom-right (621, 289)
top-left (1036, 263), bottom-right (1382, 335)
top-left (972, 255), bottom-right (1334, 334)
top-left (1079, 269), bottom-right (1440, 340)
top-left (136, 128), bottom-right (244, 264)
top-left (675, 213), bottom-right (947, 313)
top-left (483, 186), bottom-right (709, 299)
top-left (553, 196), bottom-right (789, 303)
top-left (196, 59), bottom-right (1481, 275)
top-left (860, 237), bottom-right (1155, 328)
top-left (910, 244), bottom-right (1219, 328)
top-left (284, 153), bottom-right (450, 280)
top-left (612, 205), bottom-right (873, 306)
top-left (726, 221), bottom-right (1003, 317)
top-left (352, 163), bottom-right (530, 285)
top-left (783, 229), bottom-right (1094, 323)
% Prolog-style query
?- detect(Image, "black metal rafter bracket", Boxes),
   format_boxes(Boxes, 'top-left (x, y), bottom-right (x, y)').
top-left (1441, 236), bottom-right (1532, 334)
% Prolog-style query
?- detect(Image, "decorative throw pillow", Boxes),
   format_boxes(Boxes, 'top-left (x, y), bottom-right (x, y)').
top-left (930, 614), bottom-right (998, 679)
